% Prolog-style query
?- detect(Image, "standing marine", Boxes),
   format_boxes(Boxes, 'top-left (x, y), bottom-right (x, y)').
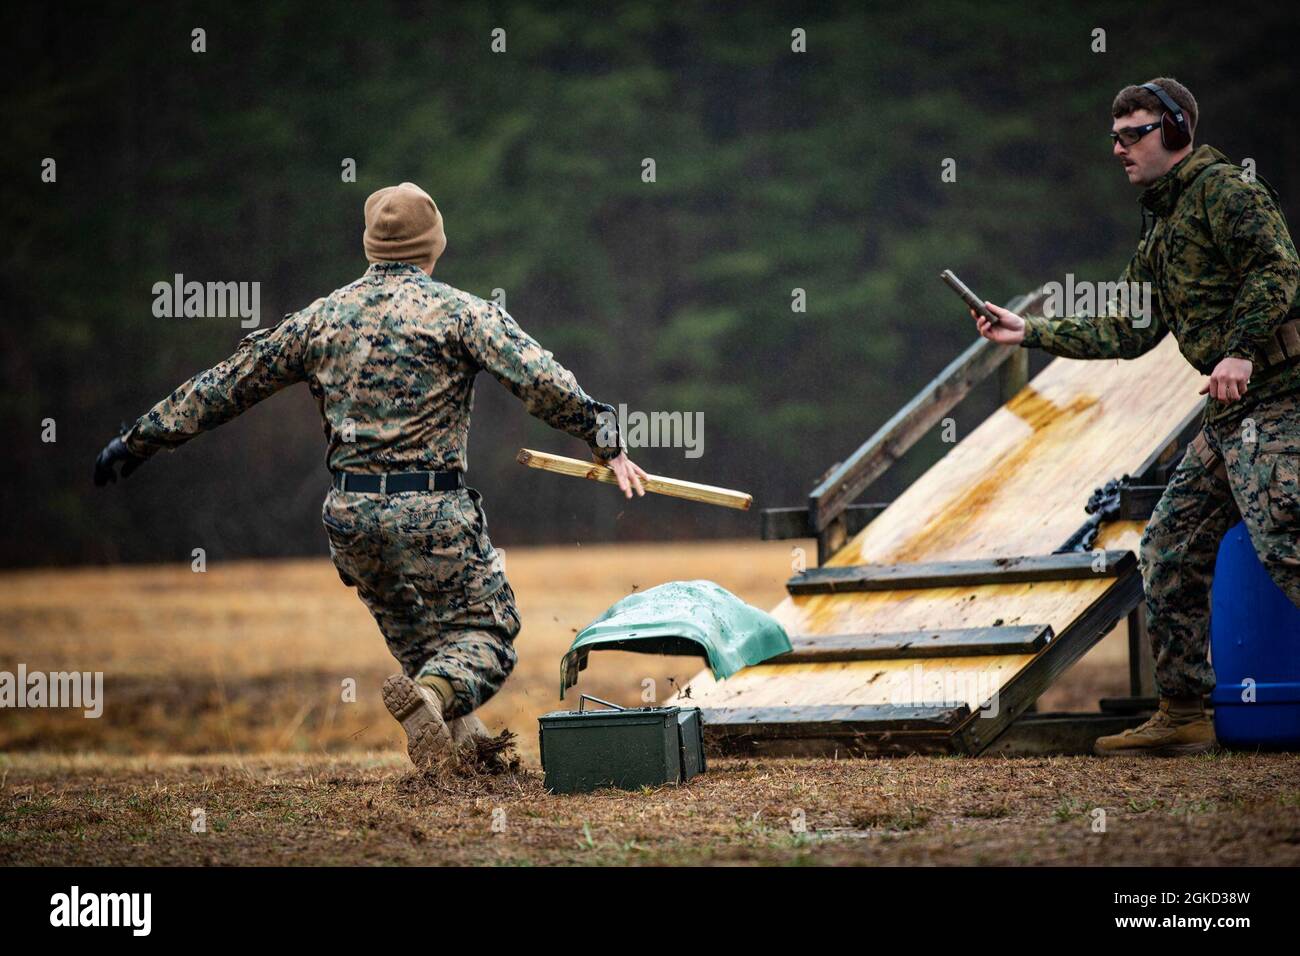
top-left (972, 78), bottom-right (1300, 755)
top-left (94, 182), bottom-right (648, 769)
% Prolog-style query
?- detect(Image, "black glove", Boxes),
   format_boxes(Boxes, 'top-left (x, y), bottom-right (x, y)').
top-left (93, 436), bottom-right (147, 486)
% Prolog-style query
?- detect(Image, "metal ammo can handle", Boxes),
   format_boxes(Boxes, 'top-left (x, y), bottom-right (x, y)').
top-left (578, 694), bottom-right (626, 713)
top-left (940, 269), bottom-right (1000, 327)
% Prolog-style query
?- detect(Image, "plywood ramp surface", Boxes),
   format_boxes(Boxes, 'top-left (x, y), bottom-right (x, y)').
top-left (674, 338), bottom-right (1205, 747)
top-left (835, 336), bottom-right (1202, 567)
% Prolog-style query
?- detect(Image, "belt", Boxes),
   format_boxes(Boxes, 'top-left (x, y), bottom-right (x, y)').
top-left (331, 470), bottom-right (463, 494)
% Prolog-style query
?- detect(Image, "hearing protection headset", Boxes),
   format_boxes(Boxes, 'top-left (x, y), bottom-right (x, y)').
top-left (1140, 82), bottom-right (1192, 150)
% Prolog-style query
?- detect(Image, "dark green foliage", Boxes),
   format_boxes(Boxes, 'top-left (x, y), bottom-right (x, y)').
top-left (2, 0), bottom-right (1295, 564)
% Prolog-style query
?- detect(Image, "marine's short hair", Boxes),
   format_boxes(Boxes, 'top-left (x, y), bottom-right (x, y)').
top-left (1112, 77), bottom-right (1198, 140)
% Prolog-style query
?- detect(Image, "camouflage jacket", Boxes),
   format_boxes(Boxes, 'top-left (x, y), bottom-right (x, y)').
top-left (123, 262), bottom-right (622, 471)
top-left (1022, 144), bottom-right (1300, 423)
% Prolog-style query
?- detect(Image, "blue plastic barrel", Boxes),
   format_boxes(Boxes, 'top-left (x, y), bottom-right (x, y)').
top-left (1210, 521), bottom-right (1300, 748)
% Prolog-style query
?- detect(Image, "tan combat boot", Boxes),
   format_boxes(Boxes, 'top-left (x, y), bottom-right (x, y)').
top-left (381, 674), bottom-right (453, 768)
top-left (448, 713), bottom-right (489, 752)
top-left (1094, 697), bottom-right (1216, 757)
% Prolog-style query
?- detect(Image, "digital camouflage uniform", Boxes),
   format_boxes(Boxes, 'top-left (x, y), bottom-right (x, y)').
top-left (1022, 144), bottom-right (1300, 698)
top-left (123, 261), bottom-right (620, 718)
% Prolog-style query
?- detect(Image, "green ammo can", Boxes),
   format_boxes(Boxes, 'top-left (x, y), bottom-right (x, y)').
top-left (539, 695), bottom-right (706, 794)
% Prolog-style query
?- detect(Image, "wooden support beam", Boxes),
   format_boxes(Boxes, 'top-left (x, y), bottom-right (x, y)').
top-left (958, 567), bottom-right (1145, 754)
top-left (702, 704), bottom-right (973, 757)
top-left (807, 336), bottom-right (1015, 533)
top-left (998, 346), bottom-right (1030, 404)
top-left (776, 624), bottom-right (1052, 663)
top-left (760, 503), bottom-right (887, 541)
top-left (787, 550), bottom-right (1136, 595)
top-left (1134, 400), bottom-right (1205, 484)
top-left (702, 703), bottom-right (970, 733)
top-left (1126, 602), bottom-right (1156, 697)
top-left (816, 514), bottom-right (847, 567)
top-left (706, 731), bottom-right (963, 758)
top-left (1119, 484), bottom-right (1168, 520)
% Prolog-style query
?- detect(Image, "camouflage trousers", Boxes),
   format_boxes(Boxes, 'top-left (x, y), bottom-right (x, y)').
top-left (321, 485), bottom-right (521, 719)
top-left (1140, 394), bottom-right (1300, 698)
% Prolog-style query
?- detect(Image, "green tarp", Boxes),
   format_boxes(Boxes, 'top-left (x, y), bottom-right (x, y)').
top-left (560, 579), bottom-right (792, 698)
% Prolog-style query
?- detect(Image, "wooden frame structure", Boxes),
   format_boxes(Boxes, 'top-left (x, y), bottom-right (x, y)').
top-left (684, 288), bottom-right (1208, 755)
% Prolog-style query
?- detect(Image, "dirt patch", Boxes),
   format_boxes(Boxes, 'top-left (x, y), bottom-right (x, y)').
top-left (2, 751), bottom-right (1297, 866)
top-left (4, 542), bottom-right (1283, 866)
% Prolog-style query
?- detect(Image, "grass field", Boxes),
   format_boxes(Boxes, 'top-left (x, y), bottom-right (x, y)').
top-left (2, 540), bottom-right (1298, 866)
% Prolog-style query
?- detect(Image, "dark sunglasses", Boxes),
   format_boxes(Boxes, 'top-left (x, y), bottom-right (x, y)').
top-left (1109, 122), bottom-right (1161, 147)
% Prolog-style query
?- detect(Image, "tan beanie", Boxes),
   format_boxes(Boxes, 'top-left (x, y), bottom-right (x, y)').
top-left (362, 182), bottom-right (446, 272)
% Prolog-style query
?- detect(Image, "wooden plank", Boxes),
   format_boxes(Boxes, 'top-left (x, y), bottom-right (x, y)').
top-left (762, 506), bottom-right (815, 540)
top-left (1120, 484), bottom-right (1167, 520)
top-left (956, 566), bottom-right (1145, 754)
top-left (707, 731), bottom-right (962, 758)
top-left (516, 448), bottom-right (752, 510)
top-left (777, 624), bottom-right (1052, 662)
top-left (676, 650), bottom-right (1038, 713)
top-left (1133, 399), bottom-right (1205, 483)
top-left (761, 503), bottom-right (886, 541)
top-left (822, 338), bottom-right (1204, 567)
top-left (1127, 603), bottom-right (1156, 697)
top-left (787, 550), bottom-right (1135, 594)
top-left (808, 335), bottom-right (1016, 532)
top-left (999, 347), bottom-right (1030, 405)
top-left (702, 703), bottom-right (970, 733)
top-left (772, 533), bottom-right (1140, 637)
top-left (817, 514), bottom-right (849, 567)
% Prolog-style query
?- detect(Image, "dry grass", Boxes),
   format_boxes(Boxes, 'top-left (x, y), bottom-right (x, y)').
top-left (0, 540), bottom-right (798, 762)
top-left (4, 539), bottom-right (1293, 866)
top-left (3, 750), bottom-right (1297, 866)
top-left (0, 538), bottom-right (1131, 761)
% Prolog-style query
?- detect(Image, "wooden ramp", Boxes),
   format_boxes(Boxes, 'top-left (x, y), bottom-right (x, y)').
top-left (671, 329), bottom-right (1207, 756)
